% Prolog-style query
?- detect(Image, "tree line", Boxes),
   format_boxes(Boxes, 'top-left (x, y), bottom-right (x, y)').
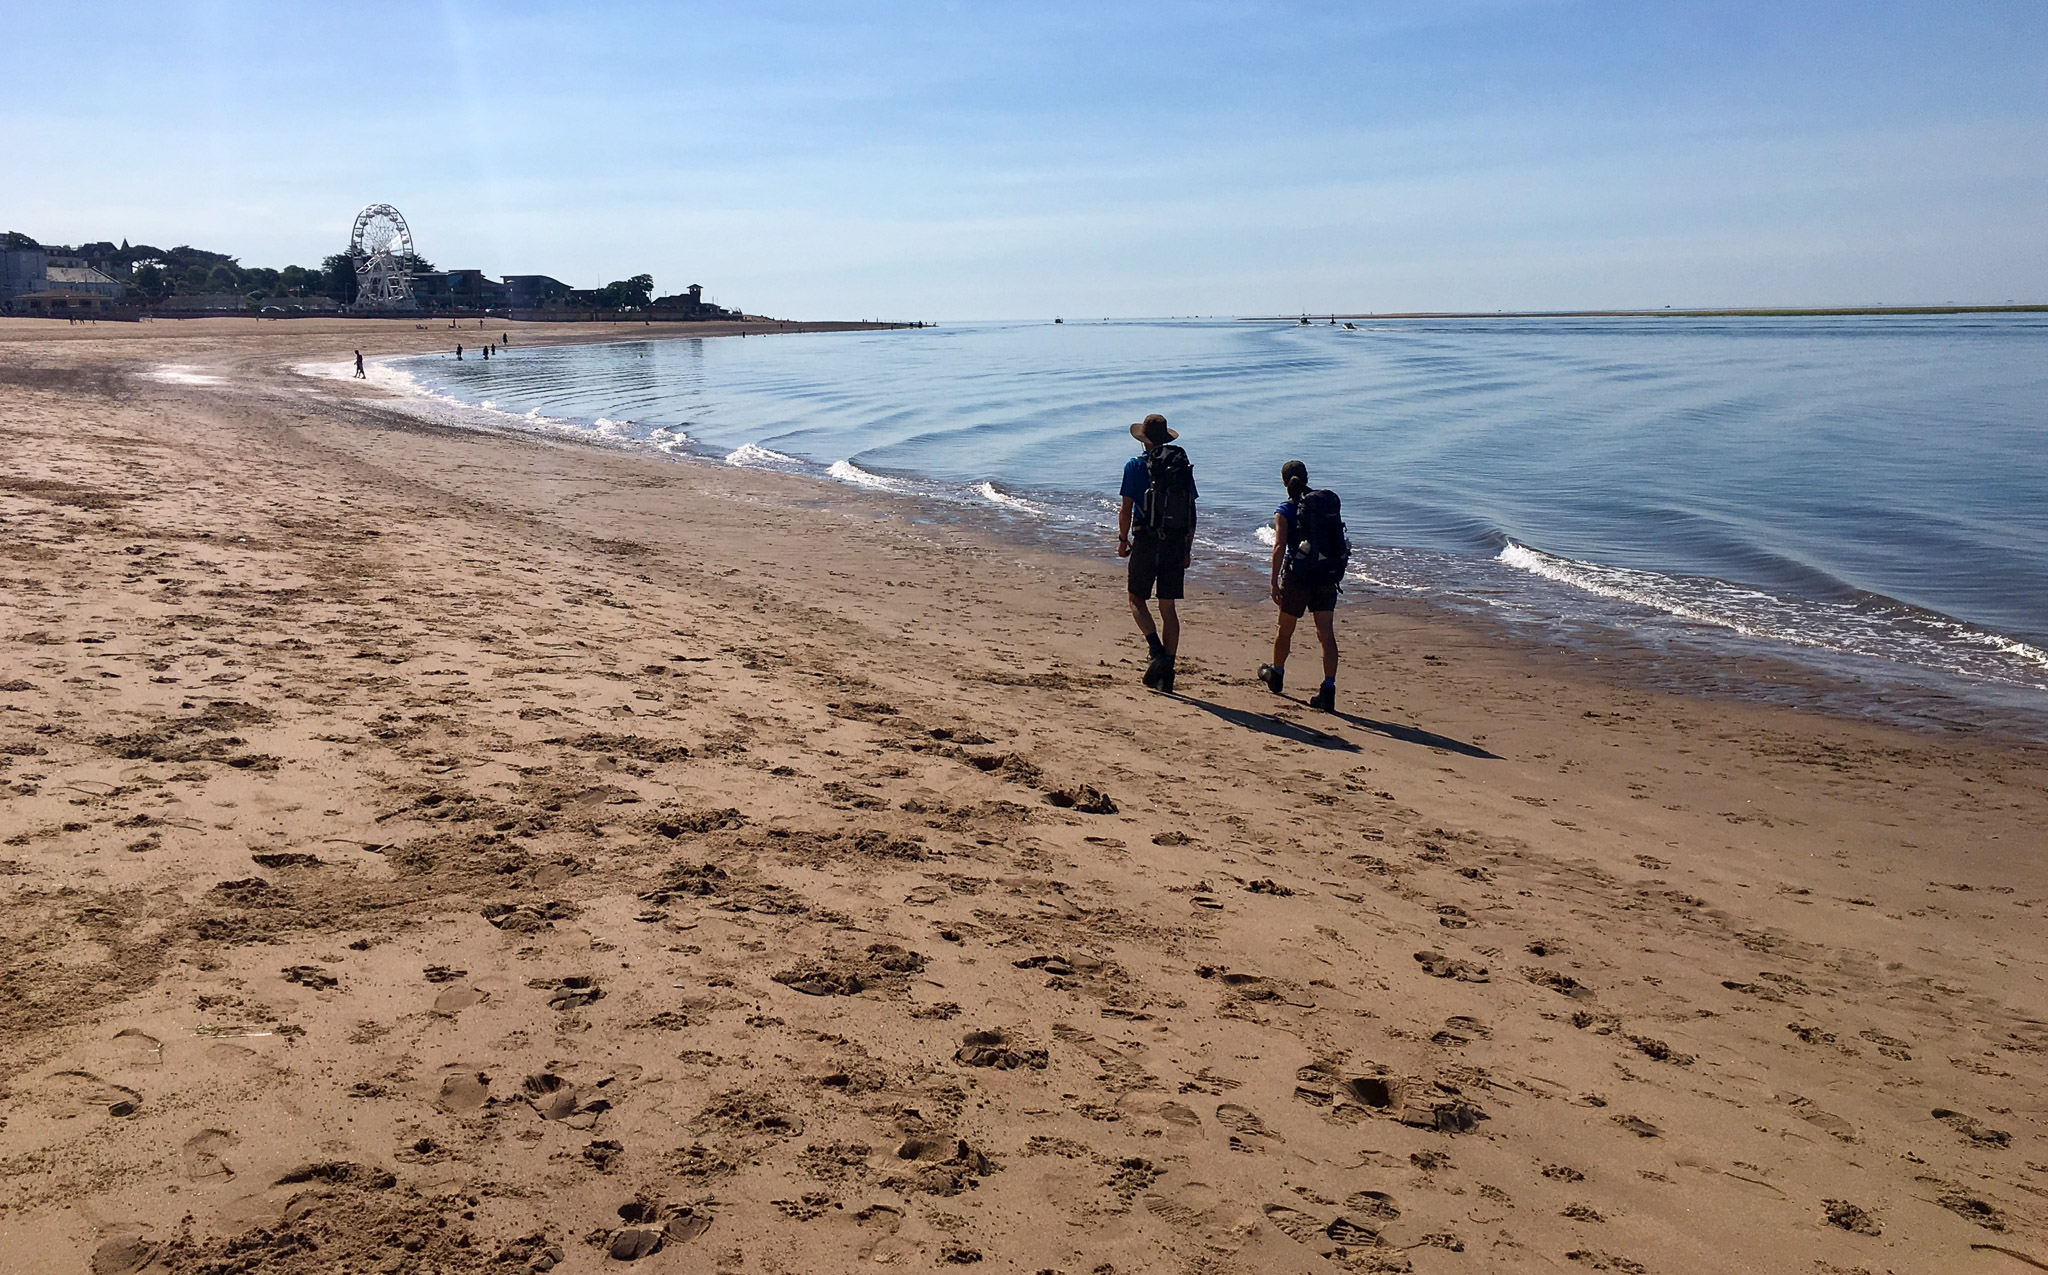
top-left (6, 231), bottom-right (667, 310)
top-left (2, 232), bottom-right (429, 305)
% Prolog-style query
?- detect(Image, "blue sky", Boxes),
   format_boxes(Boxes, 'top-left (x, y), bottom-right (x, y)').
top-left (5, 2), bottom-right (2043, 317)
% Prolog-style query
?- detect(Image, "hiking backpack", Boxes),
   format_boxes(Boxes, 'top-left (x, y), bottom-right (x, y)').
top-left (1286, 488), bottom-right (1352, 587)
top-left (1142, 444), bottom-right (1197, 540)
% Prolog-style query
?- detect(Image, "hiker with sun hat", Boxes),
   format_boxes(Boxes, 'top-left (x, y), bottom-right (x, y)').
top-left (1116, 413), bottom-right (1198, 693)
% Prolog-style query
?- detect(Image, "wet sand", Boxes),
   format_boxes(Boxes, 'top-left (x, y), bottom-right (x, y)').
top-left (1, 317), bottom-right (2044, 1274)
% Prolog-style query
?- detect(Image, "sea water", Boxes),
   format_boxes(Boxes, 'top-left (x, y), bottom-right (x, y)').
top-left (395, 316), bottom-right (2048, 736)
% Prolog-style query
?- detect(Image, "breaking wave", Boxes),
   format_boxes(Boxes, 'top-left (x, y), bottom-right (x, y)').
top-left (826, 459), bottom-right (915, 491)
top-left (976, 481), bottom-right (1049, 514)
top-left (1499, 541), bottom-right (2048, 689)
top-left (724, 442), bottom-right (801, 467)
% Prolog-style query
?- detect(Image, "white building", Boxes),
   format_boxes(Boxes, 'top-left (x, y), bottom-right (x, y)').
top-left (2, 251), bottom-right (127, 314)
top-left (43, 257), bottom-right (125, 298)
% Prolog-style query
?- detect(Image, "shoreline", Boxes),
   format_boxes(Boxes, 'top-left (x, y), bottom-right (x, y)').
top-left (374, 334), bottom-right (2048, 750)
top-left (2, 322), bottom-right (2045, 1273)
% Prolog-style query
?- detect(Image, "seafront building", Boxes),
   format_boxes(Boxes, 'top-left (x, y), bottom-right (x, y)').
top-left (2, 247), bottom-right (128, 316)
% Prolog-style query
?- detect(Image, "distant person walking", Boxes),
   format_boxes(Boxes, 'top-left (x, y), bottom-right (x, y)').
top-left (353, 350), bottom-right (365, 378)
top-left (1258, 460), bottom-right (1351, 711)
top-left (1117, 413), bottom-right (1198, 693)
top-left (455, 344), bottom-right (463, 360)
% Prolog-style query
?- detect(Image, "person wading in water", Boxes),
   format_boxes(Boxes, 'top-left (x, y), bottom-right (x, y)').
top-left (1258, 459), bottom-right (1350, 711)
top-left (1117, 413), bottom-right (1198, 693)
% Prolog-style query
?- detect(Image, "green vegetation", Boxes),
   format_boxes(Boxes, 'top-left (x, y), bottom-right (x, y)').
top-left (11, 229), bottom-right (675, 313)
top-left (4, 232), bottom-right (435, 306)
top-left (598, 273), bottom-right (655, 310)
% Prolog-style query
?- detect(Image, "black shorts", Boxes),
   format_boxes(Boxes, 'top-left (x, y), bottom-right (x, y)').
top-left (1279, 572), bottom-right (1339, 618)
top-left (1127, 534), bottom-right (1187, 601)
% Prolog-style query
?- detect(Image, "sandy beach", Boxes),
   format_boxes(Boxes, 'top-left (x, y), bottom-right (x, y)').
top-left (1, 317), bottom-right (2044, 1275)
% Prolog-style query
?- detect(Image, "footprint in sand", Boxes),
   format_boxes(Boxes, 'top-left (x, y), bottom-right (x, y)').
top-left (111, 1028), bottom-right (163, 1067)
top-left (1432, 1015), bottom-right (1491, 1047)
top-left (1522, 966), bottom-right (1595, 999)
top-left (1262, 1202), bottom-right (1327, 1244)
top-left (1414, 950), bottom-right (1489, 982)
top-left (1217, 1103), bottom-right (1283, 1150)
top-left (609, 1201), bottom-right (711, 1261)
top-left (852, 1204), bottom-right (907, 1262)
top-left (1263, 1202), bottom-right (1384, 1252)
top-left (44, 1069), bottom-right (142, 1117)
top-left (1143, 1182), bottom-right (1258, 1245)
top-left (523, 1072), bottom-right (611, 1128)
top-left (181, 1128), bottom-right (238, 1182)
top-left (90, 1235), bottom-right (160, 1275)
top-left (436, 1067), bottom-right (491, 1114)
top-left (1930, 1107), bottom-right (2012, 1148)
top-left (1324, 1214), bottom-right (1385, 1247)
top-left (1121, 1096), bottom-right (1204, 1134)
top-left (432, 985), bottom-right (490, 1015)
top-left (1777, 1093), bottom-right (1857, 1143)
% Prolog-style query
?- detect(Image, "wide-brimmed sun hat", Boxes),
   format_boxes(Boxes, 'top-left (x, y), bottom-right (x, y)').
top-left (1129, 412), bottom-right (1177, 444)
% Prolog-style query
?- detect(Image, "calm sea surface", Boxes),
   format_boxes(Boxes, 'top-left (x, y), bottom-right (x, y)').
top-left (395, 315), bottom-right (2048, 734)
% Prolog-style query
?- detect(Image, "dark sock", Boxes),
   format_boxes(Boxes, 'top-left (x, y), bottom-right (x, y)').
top-left (1322, 677), bottom-right (1335, 689)
top-left (1146, 633), bottom-right (1166, 658)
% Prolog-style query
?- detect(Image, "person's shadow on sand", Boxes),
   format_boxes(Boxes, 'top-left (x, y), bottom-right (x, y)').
top-left (1172, 694), bottom-right (1360, 752)
top-left (1325, 706), bottom-right (1499, 759)
top-left (1173, 693), bottom-right (1499, 759)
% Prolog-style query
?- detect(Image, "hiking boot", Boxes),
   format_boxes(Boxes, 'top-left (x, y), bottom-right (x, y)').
top-left (1142, 651), bottom-right (1167, 689)
top-left (1257, 664), bottom-right (1284, 695)
top-left (1157, 656), bottom-right (1176, 695)
top-left (1308, 683), bottom-right (1335, 712)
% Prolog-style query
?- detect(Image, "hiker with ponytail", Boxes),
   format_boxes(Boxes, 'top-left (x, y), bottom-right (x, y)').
top-left (1258, 459), bottom-right (1350, 712)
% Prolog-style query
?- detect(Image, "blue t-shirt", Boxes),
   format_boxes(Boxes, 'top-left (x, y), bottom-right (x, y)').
top-left (1121, 452), bottom-right (1199, 504)
top-left (1275, 500), bottom-right (1298, 545)
top-left (1120, 455), bottom-right (1150, 503)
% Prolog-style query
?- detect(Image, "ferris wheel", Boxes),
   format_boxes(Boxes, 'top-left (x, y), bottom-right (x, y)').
top-left (350, 203), bottom-right (416, 308)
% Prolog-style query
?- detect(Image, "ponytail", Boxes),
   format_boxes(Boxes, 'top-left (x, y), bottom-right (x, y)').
top-left (1281, 459), bottom-right (1311, 502)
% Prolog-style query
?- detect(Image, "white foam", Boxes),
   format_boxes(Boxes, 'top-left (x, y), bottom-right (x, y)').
top-left (1498, 540), bottom-right (2048, 688)
top-left (1254, 524), bottom-right (1277, 547)
top-left (645, 426), bottom-right (692, 454)
top-left (147, 364), bottom-right (224, 385)
top-left (1499, 541), bottom-right (1766, 635)
top-left (976, 481), bottom-right (1048, 514)
top-left (1983, 631), bottom-right (2048, 673)
top-left (292, 358), bottom-right (577, 436)
top-left (725, 442), bottom-right (800, 467)
top-left (827, 459), bottom-right (913, 492)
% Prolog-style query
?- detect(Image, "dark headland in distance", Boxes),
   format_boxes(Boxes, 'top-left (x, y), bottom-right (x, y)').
top-left (1243, 303), bottom-right (2048, 320)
